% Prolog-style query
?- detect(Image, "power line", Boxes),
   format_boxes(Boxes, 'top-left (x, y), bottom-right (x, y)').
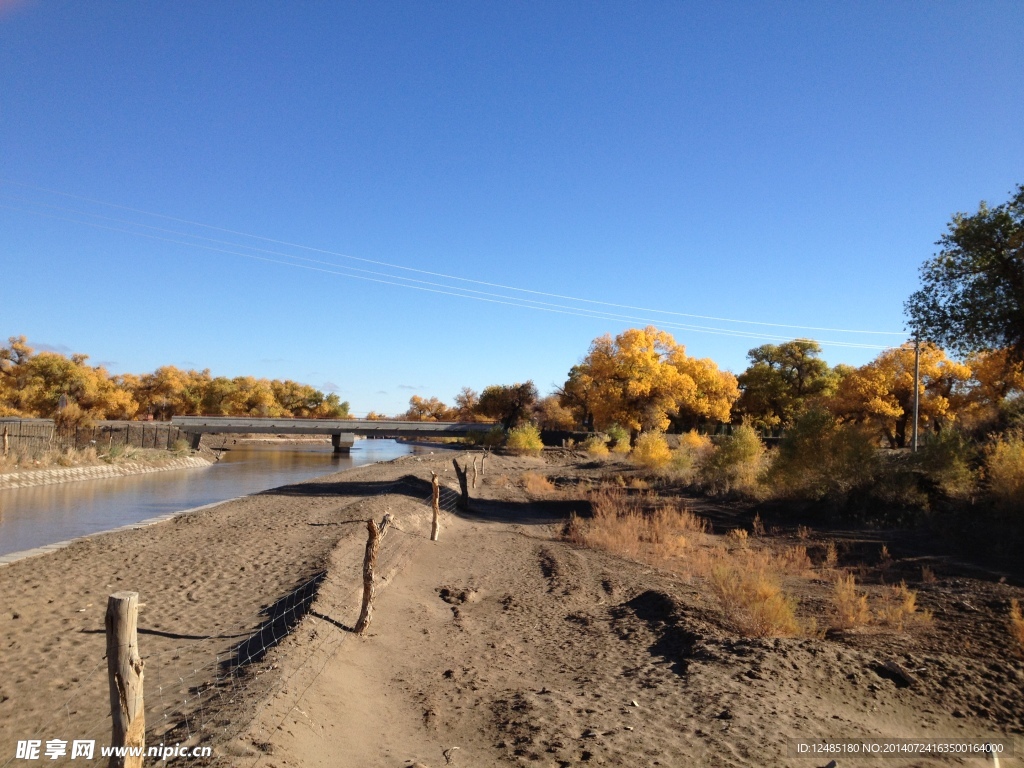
top-left (0, 178), bottom-right (906, 337)
top-left (0, 184), bottom-right (904, 351)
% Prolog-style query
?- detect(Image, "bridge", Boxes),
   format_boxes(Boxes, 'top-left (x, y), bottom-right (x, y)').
top-left (170, 416), bottom-right (495, 453)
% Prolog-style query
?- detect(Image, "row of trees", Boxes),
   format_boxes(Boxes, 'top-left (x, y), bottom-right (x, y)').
top-left (391, 329), bottom-right (1021, 451)
top-left (0, 337), bottom-right (350, 421)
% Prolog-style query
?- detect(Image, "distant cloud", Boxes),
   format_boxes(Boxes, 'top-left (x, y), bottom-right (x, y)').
top-left (33, 341), bottom-right (74, 355)
top-left (94, 360), bottom-right (118, 370)
top-left (376, 390), bottom-right (389, 395)
top-left (398, 384), bottom-right (424, 390)
top-left (322, 381), bottom-right (340, 393)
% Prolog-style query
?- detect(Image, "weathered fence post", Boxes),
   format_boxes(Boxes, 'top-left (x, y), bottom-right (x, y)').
top-left (480, 450), bottom-right (487, 475)
top-left (430, 472), bottom-right (441, 542)
top-left (452, 459), bottom-right (469, 511)
top-left (105, 592), bottom-right (145, 768)
top-left (2, 426), bottom-right (8, 457)
top-left (471, 456), bottom-right (479, 489)
top-left (355, 514), bottom-right (393, 635)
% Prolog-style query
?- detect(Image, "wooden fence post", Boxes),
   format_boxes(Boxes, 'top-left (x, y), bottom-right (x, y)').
top-left (471, 456), bottom-right (479, 489)
top-left (2, 426), bottom-right (8, 457)
top-left (355, 514), bottom-right (393, 635)
top-left (452, 459), bottom-right (469, 511)
top-left (105, 592), bottom-right (145, 768)
top-left (430, 472), bottom-right (441, 542)
top-left (480, 450), bottom-right (487, 475)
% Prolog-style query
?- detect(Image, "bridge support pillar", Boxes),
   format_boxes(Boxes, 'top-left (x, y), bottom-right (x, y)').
top-left (332, 433), bottom-right (355, 454)
top-left (188, 432), bottom-right (202, 451)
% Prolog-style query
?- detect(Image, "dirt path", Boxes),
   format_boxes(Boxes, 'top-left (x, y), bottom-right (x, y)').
top-left (248, 454), bottom-right (1020, 768)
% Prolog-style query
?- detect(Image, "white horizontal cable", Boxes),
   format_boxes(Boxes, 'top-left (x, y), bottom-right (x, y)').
top-left (2, 200), bottom-right (898, 351)
top-left (0, 178), bottom-right (905, 337)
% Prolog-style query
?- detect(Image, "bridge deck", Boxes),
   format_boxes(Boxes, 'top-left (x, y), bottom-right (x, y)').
top-left (170, 416), bottom-right (495, 438)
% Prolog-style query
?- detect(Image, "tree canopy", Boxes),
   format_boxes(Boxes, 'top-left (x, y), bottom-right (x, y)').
top-left (734, 340), bottom-right (842, 429)
top-left (477, 381), bottom-right (538, 430)
top-left (0, 336), bottom-right (349, 421)
top-left (559, 326), bottom-right (738, 435)
top-left (906, 184), bottom-right (1024, 361)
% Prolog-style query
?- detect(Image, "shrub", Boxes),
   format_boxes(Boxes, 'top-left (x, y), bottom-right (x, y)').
top-left (465, 426), bottom-right (506, 447)
top-left (661, 432), bottom-right (713, 483)
top-left (708, 564), bottom-right (800, 637)
top-left (630, 431), bottom-right (672, 470)
top-left (506, 423), bottom-right (543, 455)
top-left (915, 429), bottom-right (976, 497)
top-left (831, 574), bottom-right (871, 630)
top-left (1009, 599), bottom-right (1024, 654)
top-left (698, 424), bottom-right (766, 495)
top-left (582, 434), bottom-right (609, 457)
top-left (986, 430), bottom-right (1024, 511)
top-left (523, 472), bottom-right (555, 495)
top-left (605, 424), bottom-right (631, 454)
top-left (764, 409), bottom-right (877, 502)
top-left (875, 581), bottom-right (931, 630)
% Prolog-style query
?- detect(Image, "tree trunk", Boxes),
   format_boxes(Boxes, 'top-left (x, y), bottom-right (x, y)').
top-left (452, 459), bottom-right (469, 511)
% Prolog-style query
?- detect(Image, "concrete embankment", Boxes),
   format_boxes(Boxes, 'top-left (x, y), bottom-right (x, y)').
top-left (0, 456), bottom-right (211, 490)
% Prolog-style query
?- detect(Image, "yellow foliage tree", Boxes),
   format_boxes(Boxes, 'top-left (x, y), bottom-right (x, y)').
top-left (831, 343), bottom-right (971, 448)
top-left (561, 326), bottom-right (738, 435)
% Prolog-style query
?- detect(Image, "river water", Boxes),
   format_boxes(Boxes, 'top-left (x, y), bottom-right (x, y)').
top-left (0, 439), bottom-right (415, 557)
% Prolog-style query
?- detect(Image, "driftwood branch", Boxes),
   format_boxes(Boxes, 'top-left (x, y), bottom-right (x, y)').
top-left (430, 472), bottom-right (441, 542)
top-left (355, 514), bottom-right (393, 635)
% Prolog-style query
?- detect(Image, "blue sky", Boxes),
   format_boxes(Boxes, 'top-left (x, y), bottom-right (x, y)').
top-left (2, 1), bottom-right (1022, 416)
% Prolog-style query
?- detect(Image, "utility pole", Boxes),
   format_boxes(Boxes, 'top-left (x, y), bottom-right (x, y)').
top-left (912, 337), bottom-right (921, 453)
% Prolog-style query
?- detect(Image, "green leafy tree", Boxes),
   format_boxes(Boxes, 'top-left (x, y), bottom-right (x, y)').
top-left (734, 340), bottom-right (840, 429)
top-left (906, 184), bottom-right (1024, 361)
top-left (477, 381), bottom-right (538, 430)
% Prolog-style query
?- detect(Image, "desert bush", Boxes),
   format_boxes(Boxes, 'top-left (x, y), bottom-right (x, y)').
top-left (708, 564), bottom-right (800, 637)
top-left (914, 429), bottom-right (977, 498)
top-left (630, 431), bottom-right (672, 470)
top-left (605, 424), bottom-right (631, 454)
top-left (582, 434), bottom-right (609, 457)
top-left (764, 409), bottom-right (877, 502)
top-left (985, 430), bottom-right (1024, 511)
top-left (506, 423), bottom-right (543, 455)
top-left (875, 581), bottom-right (931, 630)
top-left (1009, 599), bottom-right (1024, 654)
top-left (523, 472), bottom-right (555, 495)
top-left (831, 574), bottom-right (871, 630)
top-left (466, 426), bottom-right (506, 447)
top-left (726, 528), bottom-right (749, 548)
top-left (698, 424), bottom-right (765, 495)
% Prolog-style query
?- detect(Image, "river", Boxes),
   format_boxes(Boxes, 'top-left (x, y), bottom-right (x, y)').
top-left (0, 439), bottom-right (416, 557)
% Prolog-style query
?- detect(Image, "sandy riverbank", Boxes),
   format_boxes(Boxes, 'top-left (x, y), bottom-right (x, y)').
top-left (1, 450), bottom-right (1021, 767)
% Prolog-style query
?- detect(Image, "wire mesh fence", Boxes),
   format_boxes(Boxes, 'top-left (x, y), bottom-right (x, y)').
top-left (1, 467), bottom-right (467, 766)
top-left (0, 418), bottom-right (188, 461)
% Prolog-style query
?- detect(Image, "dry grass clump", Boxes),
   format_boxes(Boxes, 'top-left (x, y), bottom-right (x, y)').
top-left (1009, 599), bottom-right (1024, 654)
top-left (567, 488), bottom-right (705, 563)
top-left (582, 435), bottom-right (609, 457)
top-left (985, 430), bottom-right (1024, 510)
top-left (522, 472), bottom-right (556, 496)
top-left (726, 528), bottom-right (749, 548)
top-left (832, 574), bottom-right (871, 630)
top-left (709, 564), bottom-right (801, 637)
top-left (875, 581), bottom-right (931, 630)
top-left (630, 431), bottom-right (672, 470)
